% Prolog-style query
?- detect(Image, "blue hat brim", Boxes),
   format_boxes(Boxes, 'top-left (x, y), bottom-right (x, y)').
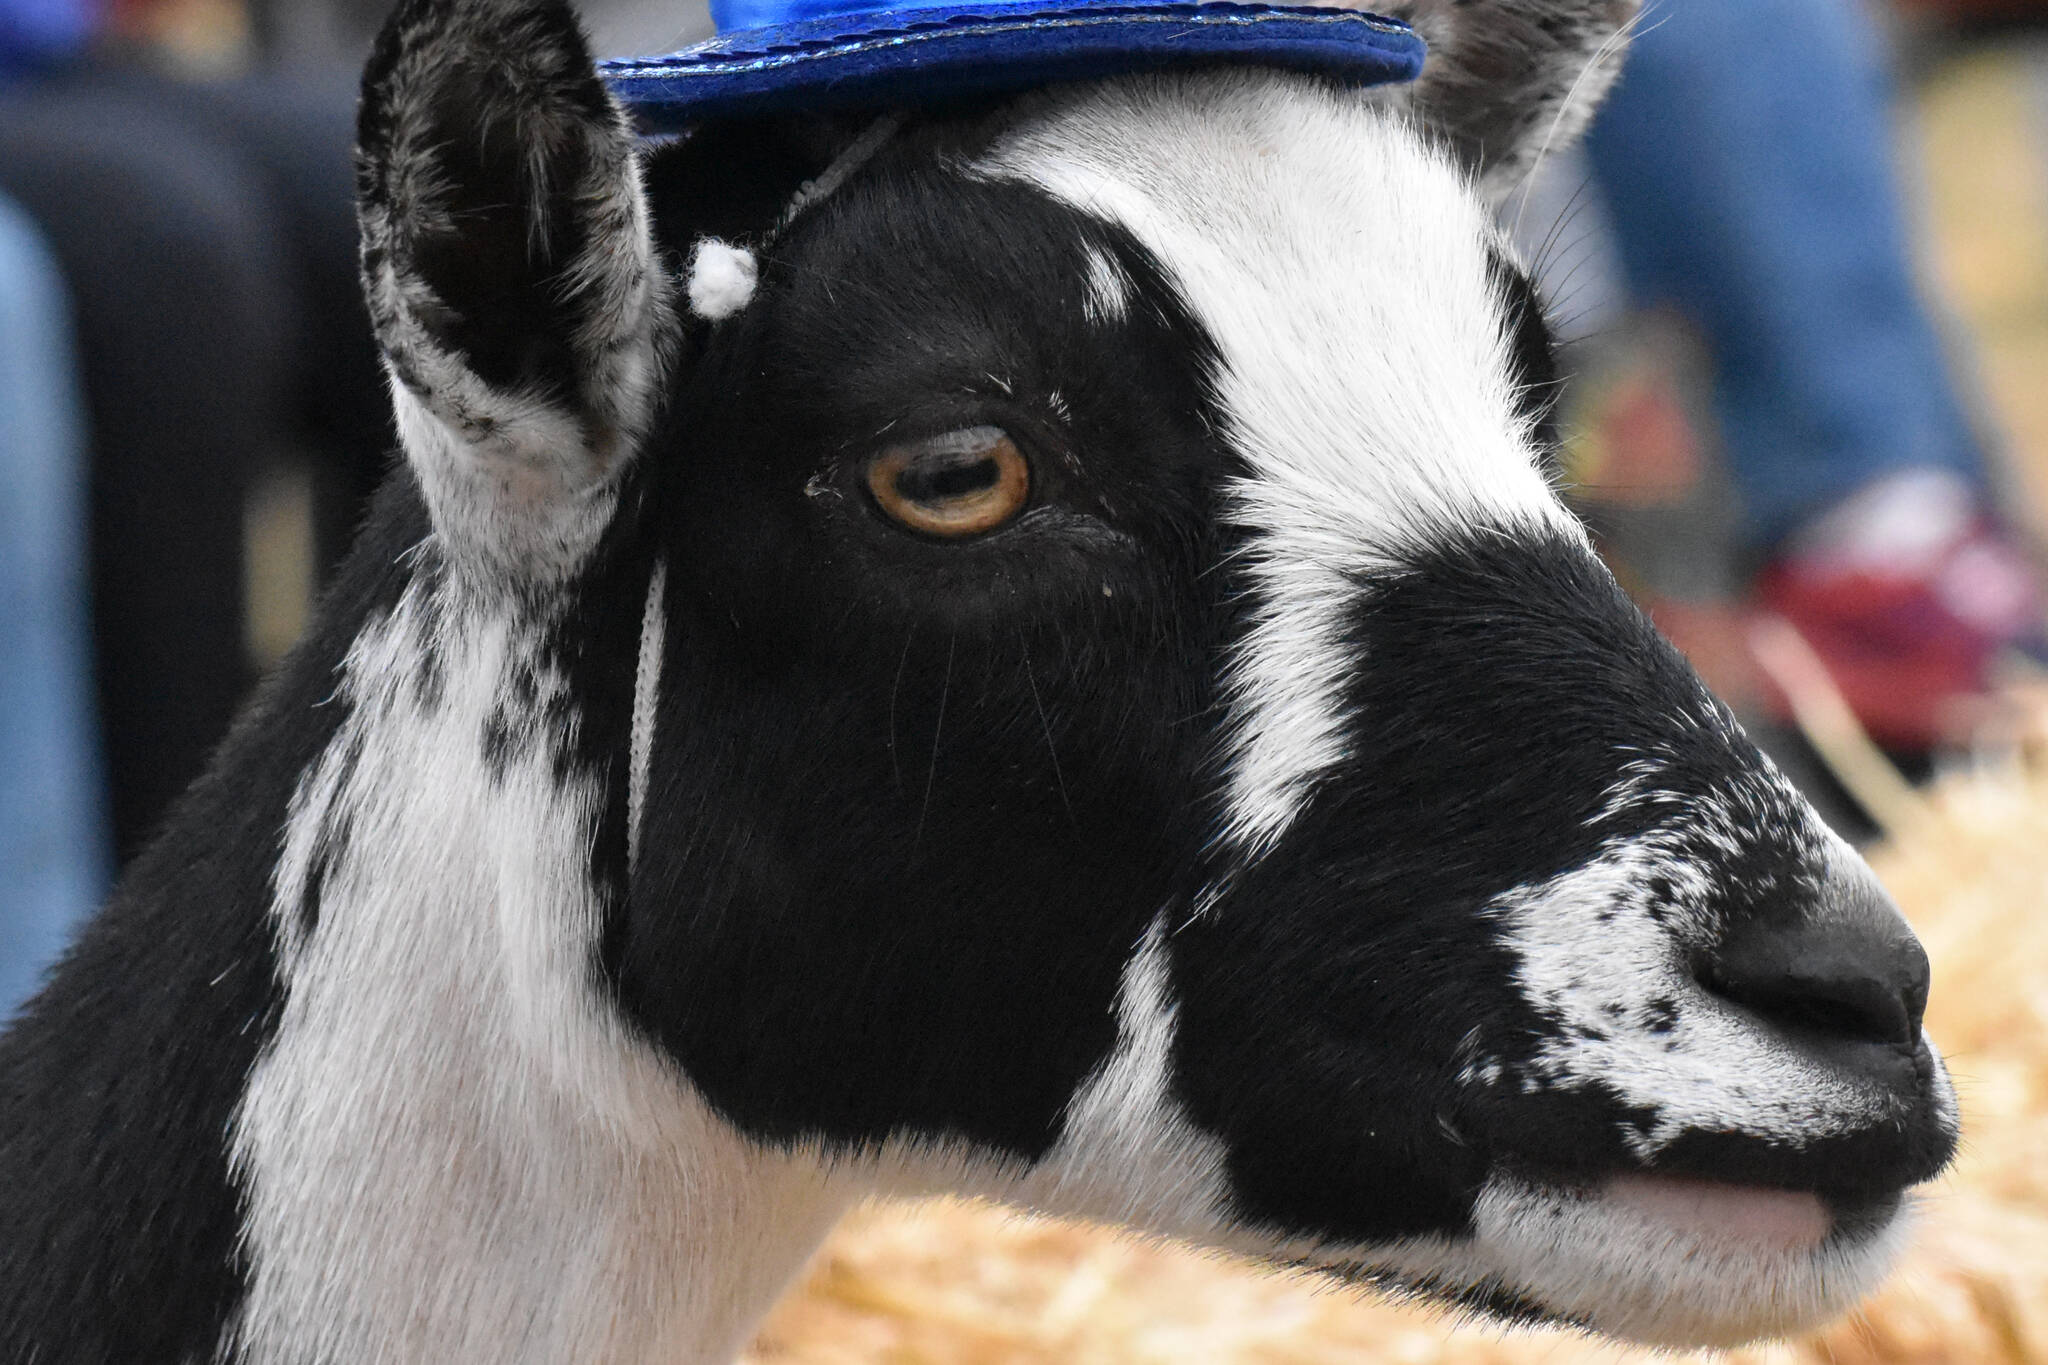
top-left (599, 3), bottom-right (1425, 132)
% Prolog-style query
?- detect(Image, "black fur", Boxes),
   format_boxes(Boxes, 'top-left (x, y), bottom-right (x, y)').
top-left (1490, 248), bottom-right (1566, 459)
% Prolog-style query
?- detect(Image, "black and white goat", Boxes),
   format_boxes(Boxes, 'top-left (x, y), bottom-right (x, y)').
top-left (0, 0), bottom-right (1958, 1359)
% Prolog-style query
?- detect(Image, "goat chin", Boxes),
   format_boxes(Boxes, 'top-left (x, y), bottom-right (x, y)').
top-left (1316, 1169), bottom-right (1914, 1349)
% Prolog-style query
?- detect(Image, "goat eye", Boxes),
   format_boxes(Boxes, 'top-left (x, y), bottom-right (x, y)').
top-left (866, 425), bottom-right (1030, 538)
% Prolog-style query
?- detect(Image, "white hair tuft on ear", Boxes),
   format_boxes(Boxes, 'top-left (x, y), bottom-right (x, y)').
top-left (687, 238), bottom-right (759, 320)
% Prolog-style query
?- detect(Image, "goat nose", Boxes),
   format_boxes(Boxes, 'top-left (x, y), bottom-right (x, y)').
top-left (1701, 874), bottom-right (1929, 1050)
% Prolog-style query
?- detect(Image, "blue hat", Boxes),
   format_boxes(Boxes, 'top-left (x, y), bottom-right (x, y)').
top-left (598, 0), bottom-right (1425, 133)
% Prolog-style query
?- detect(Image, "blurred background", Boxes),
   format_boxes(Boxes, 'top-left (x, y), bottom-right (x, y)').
top-left (7, 0), bottom-right (2048, 1358)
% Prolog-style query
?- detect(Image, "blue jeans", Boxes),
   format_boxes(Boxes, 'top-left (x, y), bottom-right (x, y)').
top-left (1584, 0), bottom-right (1987, 550)
top-left (0, 191), bottom-right (106, 1020)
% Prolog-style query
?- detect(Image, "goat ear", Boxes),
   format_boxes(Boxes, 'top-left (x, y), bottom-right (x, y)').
top-left (356, 0), bottom-right (672, 586)
top-left (1376, 0), bottom-right (1638, 202)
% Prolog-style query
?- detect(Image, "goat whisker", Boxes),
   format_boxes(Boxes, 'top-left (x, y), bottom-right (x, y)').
top-left (913, 632), bottom-right (956, 856)
top-left (889, 623), bottom-right (917, 795)
top-left (1022, 643), bottom-right (1077, 828)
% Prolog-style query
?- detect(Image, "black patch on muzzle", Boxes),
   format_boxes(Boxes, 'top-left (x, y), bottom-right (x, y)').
top-left (1171, 522), bottom-right (1778, 1245)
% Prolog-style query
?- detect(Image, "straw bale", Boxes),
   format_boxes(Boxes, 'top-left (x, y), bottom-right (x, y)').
top-left (741, 760), bottom-right (2048, 1365)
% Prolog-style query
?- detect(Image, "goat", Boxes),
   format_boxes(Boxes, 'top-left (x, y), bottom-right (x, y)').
top-left (0, 0), bottom-right (1958, 1359)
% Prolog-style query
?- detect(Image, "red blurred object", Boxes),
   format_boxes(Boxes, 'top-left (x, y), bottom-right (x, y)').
top-left (1750, 521), bottom-right (2043, 750)
top-left (1594, 368), bottom-right (1703, 506)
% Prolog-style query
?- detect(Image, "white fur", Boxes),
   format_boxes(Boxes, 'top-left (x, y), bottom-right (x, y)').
top-left (1007, 916), bottom-right (1232, 1233)
top-left (980, 74), bottom-right (1578, 859)
top-left (231, 580), bottom-right (850, 1365)
top-left (391, 387), bottom-right (626, 586)
top-left (629, 557), bottom-right (668, 872)
top-left (1489, 832), bottom-right (1872, 1154)
top-left (1022, 915), bottom-right (1231, 1232)
top-left (1081, 244), bottom-right (1133, 325)
top-left (686, 239), bottom-right (758, 321)
top-left (1484, 771), bottom-right (1957, 1156)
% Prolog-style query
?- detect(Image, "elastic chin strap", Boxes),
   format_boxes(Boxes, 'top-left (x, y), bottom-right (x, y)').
top-left (628, 557), bottom-right (668, 874)
top-left (774, 111), bottom-right (906, 236)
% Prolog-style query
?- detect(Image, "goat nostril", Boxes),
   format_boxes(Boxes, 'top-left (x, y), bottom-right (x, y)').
top-left (1702, 891), bottom-right (1929, 1052)
top-left (1704, 961), bottom-right (1918, 1047)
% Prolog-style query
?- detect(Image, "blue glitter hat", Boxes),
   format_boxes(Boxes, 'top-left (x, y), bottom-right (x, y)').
top-left (598, 0), bottom-right (1425, 132)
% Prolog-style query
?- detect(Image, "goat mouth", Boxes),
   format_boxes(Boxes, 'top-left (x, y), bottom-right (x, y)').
top-left (1501, 1162), bottom-right (1912, 1252)
top-left (1304, 1168), bottom-right (1916, 1348)
top-left (1592, 1170), bottom-right (1895, 1252)
top-left (1467, 1167), bottom-right (1912, 1345)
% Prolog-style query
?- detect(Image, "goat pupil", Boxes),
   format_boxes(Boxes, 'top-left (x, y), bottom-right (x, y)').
top-left (903, 454), bottom-right (999, 504)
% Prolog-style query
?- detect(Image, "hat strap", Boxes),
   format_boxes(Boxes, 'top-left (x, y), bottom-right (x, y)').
top-left (776, 112), bottom-right (907, 233)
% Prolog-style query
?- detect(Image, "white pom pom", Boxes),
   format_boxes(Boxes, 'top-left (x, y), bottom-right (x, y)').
top-left (687, 238), bottom-right (758, 321)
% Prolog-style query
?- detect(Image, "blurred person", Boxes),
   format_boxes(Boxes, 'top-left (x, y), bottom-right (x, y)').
top-left (1580, 0), bottom-right (2043, 752)
top-left (0, 0), bottom-right (382, 858)
top-left (0, 192), bottom-right (108, 1019)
